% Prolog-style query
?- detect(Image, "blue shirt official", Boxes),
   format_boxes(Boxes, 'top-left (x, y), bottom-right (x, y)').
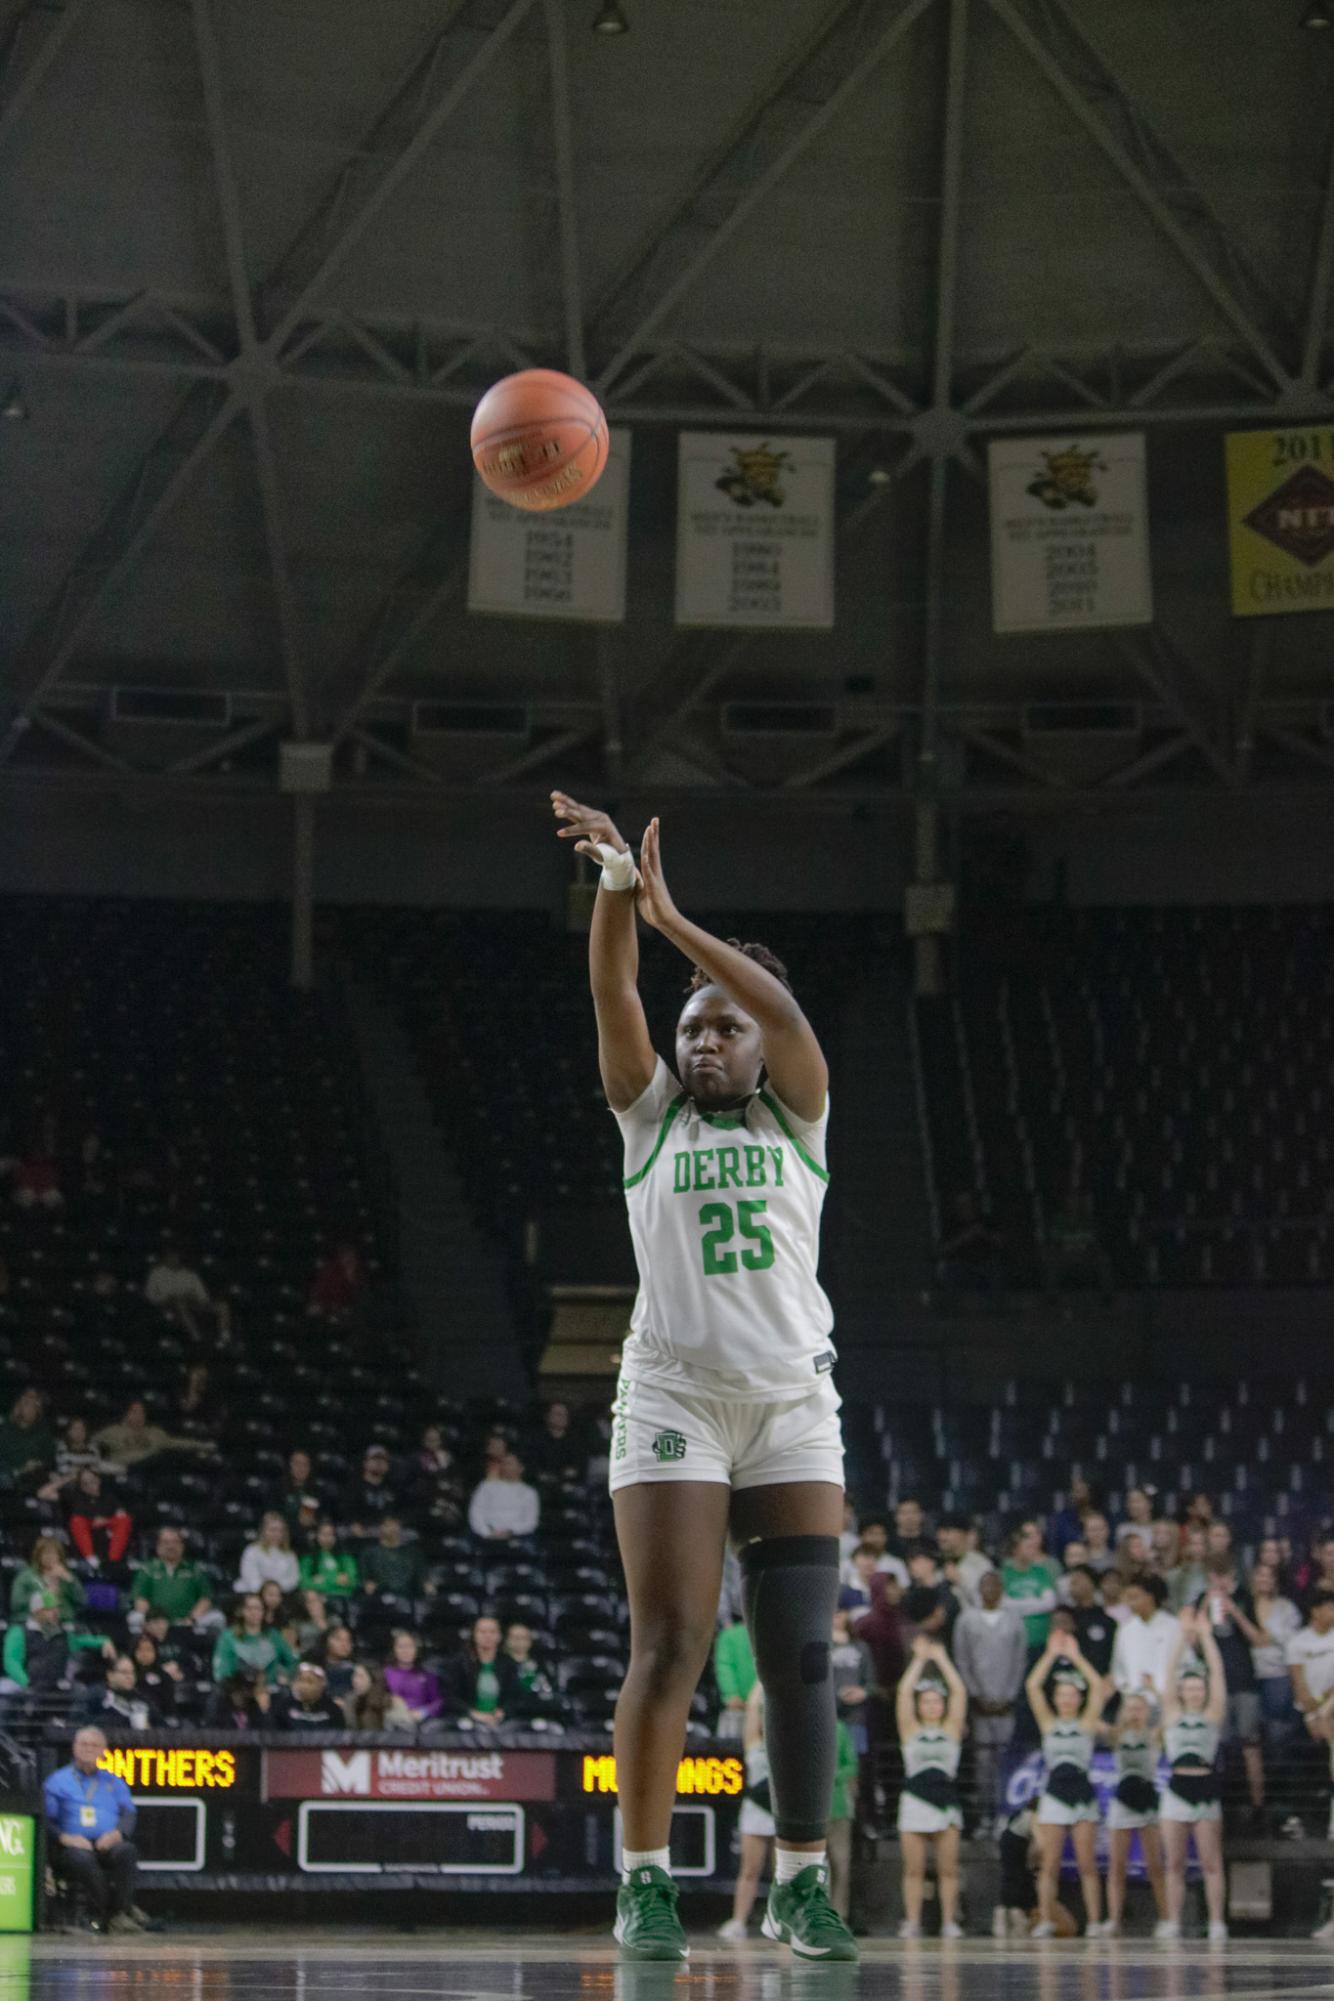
top-left (44, 1762), bottom-right (137, 1841)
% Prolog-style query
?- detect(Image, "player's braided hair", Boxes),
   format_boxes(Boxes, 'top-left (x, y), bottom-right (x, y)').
top-left (687, 940), bottom-right (793, 995)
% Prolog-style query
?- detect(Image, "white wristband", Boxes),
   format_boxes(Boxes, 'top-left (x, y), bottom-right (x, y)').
top-left (594, 842), bottom-right (637, 892)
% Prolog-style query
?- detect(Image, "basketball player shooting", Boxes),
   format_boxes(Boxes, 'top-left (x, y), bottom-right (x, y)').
top-left (551, 792), bottom-right (856, 1963)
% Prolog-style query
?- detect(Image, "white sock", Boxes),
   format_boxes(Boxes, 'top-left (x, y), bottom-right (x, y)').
top-left (775, 1847), bottom-right (825, 1883)
top-left (622, 1847), bottom-right (671, 1881)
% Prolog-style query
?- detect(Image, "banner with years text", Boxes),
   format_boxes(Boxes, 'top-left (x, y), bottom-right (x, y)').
top-left (467, 428), bottom-right (630, 622)
top-left (675, 433), bottom-right (834, 629)
top-left (1225, 426), bottom-right (1334, 617)
top-left (989, 432), bottom-right (1153, 633)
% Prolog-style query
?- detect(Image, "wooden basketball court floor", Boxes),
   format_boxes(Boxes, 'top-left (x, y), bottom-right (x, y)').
top-left (12, 1933), bottom-right (1334, 2001)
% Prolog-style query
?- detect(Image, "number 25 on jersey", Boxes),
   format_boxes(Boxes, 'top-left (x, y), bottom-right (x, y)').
top-left (698, 1199), bottom-right (774, 1275)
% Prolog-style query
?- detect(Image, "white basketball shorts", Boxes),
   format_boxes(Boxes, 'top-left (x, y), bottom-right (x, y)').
top-left (608, 1373), bottom-right (844, 1494)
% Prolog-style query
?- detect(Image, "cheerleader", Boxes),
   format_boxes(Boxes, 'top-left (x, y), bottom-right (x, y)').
top-left (718, 1684), bottom-right (774, 1941)
top-left (1025, 1633), bottom-right (1108, 1937)
top-left (1160, 1607), bottom-right (1228, 1942)
top-left (1100, 1689), bottom-right (1168, 1935)
top-left (895, 1635), bottom-right (967, 1939)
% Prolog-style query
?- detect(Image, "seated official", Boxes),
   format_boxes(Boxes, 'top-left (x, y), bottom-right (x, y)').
top-left (43, 1726), bottom-right (144, 1934)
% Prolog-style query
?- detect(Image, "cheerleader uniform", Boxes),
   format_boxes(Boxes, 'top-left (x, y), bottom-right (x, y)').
top-left (897, 1727), bottom-right (963, 1835)
top-left (1037, 1720), bottom-right (1099, 1826)
top-left (1107, 1730), bottom-right (1160, 1831)
top-left (1160, 1713), bottom-right (1221, 1824)
top-left (739, 1739), bottom-right (777, 1840)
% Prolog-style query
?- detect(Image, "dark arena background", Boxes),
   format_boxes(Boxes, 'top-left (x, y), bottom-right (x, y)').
top-left (3, 0), bottom-right (1334, 1995)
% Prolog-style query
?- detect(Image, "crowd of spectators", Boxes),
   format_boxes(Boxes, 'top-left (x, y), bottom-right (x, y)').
top-left (716, 1487), bottom-right (1334, 1841)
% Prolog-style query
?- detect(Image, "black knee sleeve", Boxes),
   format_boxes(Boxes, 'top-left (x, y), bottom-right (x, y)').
top-left (741, 1533), bottom-right (840, 1844)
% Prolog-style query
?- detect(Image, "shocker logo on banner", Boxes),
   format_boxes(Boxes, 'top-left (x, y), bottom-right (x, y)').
top-left (651, 1429), bottom-right (688, 1463)
top-left (714, 442), bottom-right (792, 509)
top-left (1025, 445), bottom-right (1105, 511)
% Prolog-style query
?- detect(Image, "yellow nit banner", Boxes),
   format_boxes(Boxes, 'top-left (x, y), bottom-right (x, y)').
top-left (1226, 427), bottom-right (1334, 616)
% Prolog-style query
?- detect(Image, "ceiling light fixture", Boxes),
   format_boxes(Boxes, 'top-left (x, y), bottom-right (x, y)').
top-left (1, 383), bottom-right (27, 421)
top-left (1303, 3), bottom-right (1333, 27)
top-left (591, 2), bottom-right (629, 32)
top-left (867, 466), bottom-right (893, 488)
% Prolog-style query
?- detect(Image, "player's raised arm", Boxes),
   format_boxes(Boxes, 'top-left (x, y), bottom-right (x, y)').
top-left (551, 792), bottom-right (656, 1112)
top-left (635, 815), bottom-right (828, 1122)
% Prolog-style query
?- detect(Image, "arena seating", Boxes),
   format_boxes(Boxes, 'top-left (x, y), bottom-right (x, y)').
top-left (917, 905), bottom-right (1334, 1288)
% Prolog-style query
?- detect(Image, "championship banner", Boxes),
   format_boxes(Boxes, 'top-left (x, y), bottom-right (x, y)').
top-left (675, 433), bottom-right (835, 629)
top-left (989, 433), bottom-right (1153, 633)
top-left (467, 428), bottom-right (630, 622)
top-left (1225, 427), bottom-right (1334, 616)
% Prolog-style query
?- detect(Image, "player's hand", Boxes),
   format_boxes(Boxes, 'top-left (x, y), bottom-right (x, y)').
top-left (635, 817), bottom-right (679, 934)
top-left (551, 791), bottom-right (630, 859)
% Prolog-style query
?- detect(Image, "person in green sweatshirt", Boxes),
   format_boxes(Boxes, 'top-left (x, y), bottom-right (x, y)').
top-left (714, 1618), bottom-right (756, 1734)
top-left (298, 1519), bottom-right (360, 1599)
top-left (357, 1517), bottom-right (425, 1604)
top-left (827, 1718), bottom-right (860, 1921)
top-left (211, 1593), bottom-right (297, 1687)
top-left (1002, 1521), bottom-right (1061, 1652)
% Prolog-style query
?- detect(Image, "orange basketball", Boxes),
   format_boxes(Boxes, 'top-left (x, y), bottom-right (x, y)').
top-left (470, 368), bottom-right (609, 513)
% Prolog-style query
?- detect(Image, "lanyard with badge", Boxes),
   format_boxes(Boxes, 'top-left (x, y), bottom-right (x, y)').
top-left (78, 1773), bottom-right (101, 1830)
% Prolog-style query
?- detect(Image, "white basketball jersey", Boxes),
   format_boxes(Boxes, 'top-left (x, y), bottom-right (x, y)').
top-left (614, 1056), bottom-right (835, 1400)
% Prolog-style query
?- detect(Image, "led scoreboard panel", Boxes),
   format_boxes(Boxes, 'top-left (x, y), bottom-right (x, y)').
top-left (61, 1738), bottom-right (743, 1890)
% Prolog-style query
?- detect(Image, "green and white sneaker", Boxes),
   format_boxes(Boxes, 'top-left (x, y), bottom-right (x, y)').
top-left (614, 1865), bottom-right (689, 1960)
top-left (762, 1865), bottom-right (859, 1961)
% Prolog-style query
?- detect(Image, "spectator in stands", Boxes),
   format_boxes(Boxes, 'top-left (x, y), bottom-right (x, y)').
top-left (1205, 1519), bottom-right (1234, 1564)
top-left (38, 1416), bottom-right (122, 1498)
top-left (503, 1622), bottom-right (559, 1721)
top-left (953, 1571), bottom-right (1026, 1832)
top-left (171, 1363), bottom-right (224, 1440)
top-left (838, 1543), bottom-right (880, 1619)
top-left (439, 1615), bottom-right (517, 1730)
top-left (236, 1513), bottom-right (300, 1595)
top-left (277, 1449), bottom-right (323, 1532)
top-left (525, 1401), bottom-right (585, 1483)
top-left (385, 1629), bottom-right (443, 1724)
top-left (11, 1534), bottom-right (85, 1624)
top-left (1168, 1524), bottom-right (1210, 1611)
top-left (203, 1671), bottom-right (271, 1730)
top-left (936, 1191), bottom-right (1008, 1311)
top-left (0, 1387), bottom-right (56, 1488)
top-left (13, 1140), bottom-right (63, 1212)
top-left (412, 1425), bottom-right (466, 1529)
top-left (62, 1467), bottom-right (133, 1569)
top-left (1, 1591), bottom-right (107, 1716)
top-left (342, 1444), bottom-right (400, 1538)
top-left (257, 1580), bottom-right (303, 1656)
top-left (131, 1636), bottom-right (180, 1722)
top-left (1002, 1521), bottom-right (1060, 1655)
top-left (318, 1623), bottom-right (357, 1700)
top-left (144, 1242), bottom-right (231, 1343)
top-left (937, 1514), bottom-right (991, 1609)
top-left (1287, 1588), bottom-right (1334, 1834)
top-left (1064, 1566), bottom-right (1116, 1679)
top-left (299, 1519), bottom-right (359, 1602)
top-left (91, 1398), bottom-right (215, 1470)
top-left (1249, 1558), bottom-right (1301, 1750)
top-left (307, 1241), bottom-right (366, 1320)
top-left (1296, 1534), bottom-right (1334, 1612)
top-left (141, 1611), bottom-right (199, 1684)
top-left (1111, 1572), bottom-right (1180, 1702)
top-left (1042, 1184), bottom-right (1113, 1304)
top-left (211, 1593), bottom-right (296, 1687)
top-left (1057, 1541), bottom-right (1089, 1603)
top-left (1116, 1531), bottom-right (1150, 1582)
top-left (76, 1655), bottom-right (151, 1736)
top-left (1100, 1570), bottom-right (1129, 1627)
top-left (1257, 1536), bottom-right (1294, 1596)
top-left (468, 1451), bottom-right (540, 1542)
top-left (343, 1662), bottom-right (413, 1732)
top-left (1048, 1476), bottom-right (1098, 1560)
top-left (892, 1497), bottom-right (930, 1561)
top-left (1081, 1510), bottom-right (1116, 1577)
top-left (359, 1516), bottom-right (427, 1610)
top-left (1149, 1520), bottom-right (1180, 1581)
top-left (271, 1661), bottom-right (342, 1730)
top-left (829, 1609), bottom-right (874, 1754)
top-left (901, 1547), bottom-right (958, 1648)
top-left (714, 1617), bottom-right (756, 1736)
top-left (1197, 1550), bottom-right (1265, 1820)
top-left (131, 1526), bottom-right (219, 1637)
top-left (44, 1727), bottom-right (141, 1935)
top-left (849, 1517), bottom-right (908, 1589)
top-left (1117, 1486), bottom-right (1162, 1551)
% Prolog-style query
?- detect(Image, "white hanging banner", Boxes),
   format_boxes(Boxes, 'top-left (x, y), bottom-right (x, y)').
top-left (675, 433), bottom-right (835, 628)
top-left (467, 427), bottom-right (630, 622)
top-left (988, 432), bottom-right (1153, 633)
